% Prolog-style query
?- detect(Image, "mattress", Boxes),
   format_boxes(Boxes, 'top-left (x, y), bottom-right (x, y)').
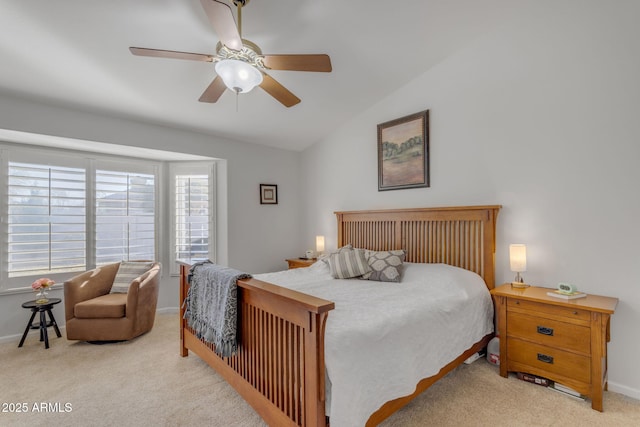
top-left (254, 261), bottom-right (494, 427)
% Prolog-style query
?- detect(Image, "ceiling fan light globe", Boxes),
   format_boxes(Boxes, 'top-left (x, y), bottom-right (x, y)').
top-left (215, 59), bottom-right (263, 93)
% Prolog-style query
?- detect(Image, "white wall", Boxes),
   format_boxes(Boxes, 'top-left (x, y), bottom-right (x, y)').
top-left (0, 95), bottom-right (303, 338)
top-left (301, 1), bottom-right (640, 399)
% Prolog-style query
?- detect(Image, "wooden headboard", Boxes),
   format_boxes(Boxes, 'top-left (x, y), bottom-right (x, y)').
top-left (335, 205), bottom-right (501, 289)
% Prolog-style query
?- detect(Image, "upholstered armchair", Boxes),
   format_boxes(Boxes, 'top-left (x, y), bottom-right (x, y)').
top-left (64, 261), bottom-right (161, 342)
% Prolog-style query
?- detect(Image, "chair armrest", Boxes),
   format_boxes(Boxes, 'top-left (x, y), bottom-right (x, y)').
top-left (63, 263), bottom-right (120, 321)
top-left (126, 263), bottom-right (161, 320)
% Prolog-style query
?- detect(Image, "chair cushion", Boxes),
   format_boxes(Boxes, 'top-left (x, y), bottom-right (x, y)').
top-left (110, 261), bottom-right (155, 293)
top-left (74, 293), bottom-right (127, 319)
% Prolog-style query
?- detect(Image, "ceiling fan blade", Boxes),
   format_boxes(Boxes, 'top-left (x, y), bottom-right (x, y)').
top-left (259, 73), bottom-right (301, 108)
top-left (199, 76), bottom-right (227, 103)
top-left (200, 0), bottom-right (242, 51)
top-left (262, 54), bottom-right (332, 72)
top-left (130, 47), bottom-right (214, 62)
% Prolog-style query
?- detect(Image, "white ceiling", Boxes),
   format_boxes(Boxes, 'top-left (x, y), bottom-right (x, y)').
top-left (0, 0), bottom-right (518, 151)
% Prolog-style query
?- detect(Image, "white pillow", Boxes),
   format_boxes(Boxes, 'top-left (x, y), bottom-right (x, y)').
top-left (110, 261), bottom-right (155, 293)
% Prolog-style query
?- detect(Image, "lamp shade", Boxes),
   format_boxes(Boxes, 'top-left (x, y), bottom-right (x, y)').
top-left (315, 235), bottom-right (325, 253)
top-left (509, 244), bottom-right (527, 272)
top-left (214, 59), bottom-right (263, 93)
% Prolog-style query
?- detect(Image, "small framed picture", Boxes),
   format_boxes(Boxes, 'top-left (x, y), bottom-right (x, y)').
top-left (259, 184), bottom-right (278, 204)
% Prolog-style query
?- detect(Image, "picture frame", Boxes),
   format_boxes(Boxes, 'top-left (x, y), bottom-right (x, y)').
top-left (259, 184), bottom-right (278, 204)
top-left (377, 110), bottom-right (429, 191)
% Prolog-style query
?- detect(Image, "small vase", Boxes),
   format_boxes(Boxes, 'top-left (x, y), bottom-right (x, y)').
top-left (35, 288), bottom-right (49, 304)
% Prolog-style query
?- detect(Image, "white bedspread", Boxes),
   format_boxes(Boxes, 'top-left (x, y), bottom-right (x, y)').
top-left (254, 261), bottom-right (494, 427)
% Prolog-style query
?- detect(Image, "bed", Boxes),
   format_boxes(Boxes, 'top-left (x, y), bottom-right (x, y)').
top-left (178, 205), bottom-right (501, 426)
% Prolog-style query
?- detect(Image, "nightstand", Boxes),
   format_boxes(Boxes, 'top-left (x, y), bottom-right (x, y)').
top-left (285, 258), bottom-right (316, 269)
top-left (491, 284), bottom-right (618, 411)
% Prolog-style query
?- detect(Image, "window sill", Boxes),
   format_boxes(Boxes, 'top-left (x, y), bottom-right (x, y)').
top-left (0, 284), bottom-right (62, 297)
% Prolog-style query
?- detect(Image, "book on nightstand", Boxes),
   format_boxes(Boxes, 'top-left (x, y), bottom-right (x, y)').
top-left (546, 290), bottom-right (587, 300)
top-left (517, 372), bottom-right (550, 387)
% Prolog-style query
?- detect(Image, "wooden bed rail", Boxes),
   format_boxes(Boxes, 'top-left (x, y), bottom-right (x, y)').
top-left (179, 263), bottom-right (334, 427)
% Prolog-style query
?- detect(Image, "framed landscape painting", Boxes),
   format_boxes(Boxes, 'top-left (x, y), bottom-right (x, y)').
top-left (377, 110), bottom-right (429, 191)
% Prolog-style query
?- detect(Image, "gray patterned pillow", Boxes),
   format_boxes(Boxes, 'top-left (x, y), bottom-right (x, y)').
top-left (110, 261), bottom-right (155, 293)
top-left (328, 248), bottom-right (371, 279)
top-left (361, 250), bottom-right (406, 282)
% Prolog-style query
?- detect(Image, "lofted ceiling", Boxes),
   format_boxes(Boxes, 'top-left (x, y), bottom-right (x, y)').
top-left (0, 0), bottom-right (518, 151)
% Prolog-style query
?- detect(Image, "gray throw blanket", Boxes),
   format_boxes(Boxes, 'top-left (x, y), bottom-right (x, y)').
top-left (183, 260), bottom-right (251, 357)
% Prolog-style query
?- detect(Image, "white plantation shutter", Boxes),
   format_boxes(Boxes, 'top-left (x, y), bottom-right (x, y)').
top-left (170, 163), bottom-right (215, 274)
top-left (175, 174), bottom-right (209, 258)
top-left (95, 170), bottom-right (156, 264)
top-left (7, 162), bottom-right (86, 277)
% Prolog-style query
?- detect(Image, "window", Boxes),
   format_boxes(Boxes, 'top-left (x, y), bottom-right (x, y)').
top-left (170, 163), bottom-right (215, 274)
top-left (1, 148), bottom-right (161, 292)
top-left (1, 142), bottom-right (216, 292)
top-left (96, 170), bottom-right (156, 264)
top-left (7, 162), bottom-right (86, 277)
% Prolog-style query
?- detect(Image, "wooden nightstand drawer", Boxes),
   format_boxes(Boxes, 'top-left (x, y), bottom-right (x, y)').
top-left (507, 298), bottom-right (590, 325)
top-left (508, 339), bottom-right (591, 384)
top-left (507, 312), bottom-right (590, 354)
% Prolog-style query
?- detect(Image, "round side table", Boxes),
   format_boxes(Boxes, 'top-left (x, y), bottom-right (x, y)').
top-left (18, 298), bottom-right (62, 349)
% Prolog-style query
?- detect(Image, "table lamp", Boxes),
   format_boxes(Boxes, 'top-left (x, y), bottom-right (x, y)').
top-left (315, 235), bottom-right (325, 256)
top-left (509, 244), bottom-right (528, 288)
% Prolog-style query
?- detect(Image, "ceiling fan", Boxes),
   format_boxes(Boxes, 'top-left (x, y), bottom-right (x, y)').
top-left (130, 0), bottom-right (332, 107)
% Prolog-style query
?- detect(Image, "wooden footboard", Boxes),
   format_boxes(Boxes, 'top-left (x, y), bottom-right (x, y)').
top-left (179, 263), bottom-right (335, 427)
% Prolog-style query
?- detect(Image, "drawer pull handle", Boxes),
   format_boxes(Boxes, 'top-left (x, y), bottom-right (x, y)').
top-left (537, 326), bottom-right (554, 336)
top-left (537, 353), bottom-right (554, 364)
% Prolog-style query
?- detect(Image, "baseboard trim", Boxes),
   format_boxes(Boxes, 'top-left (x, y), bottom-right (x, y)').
top-left (157, 307), bottom-right (179, 315)
top-left (0, 325), bottom-right (67, 345)
top-left (1, 308), bottom-right (180, 344)
top-left (608, 381), bottom-right (640, 401)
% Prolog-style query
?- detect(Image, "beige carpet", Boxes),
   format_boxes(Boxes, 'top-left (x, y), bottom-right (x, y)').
top-left (2, 313), bottom-right (639, 427)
